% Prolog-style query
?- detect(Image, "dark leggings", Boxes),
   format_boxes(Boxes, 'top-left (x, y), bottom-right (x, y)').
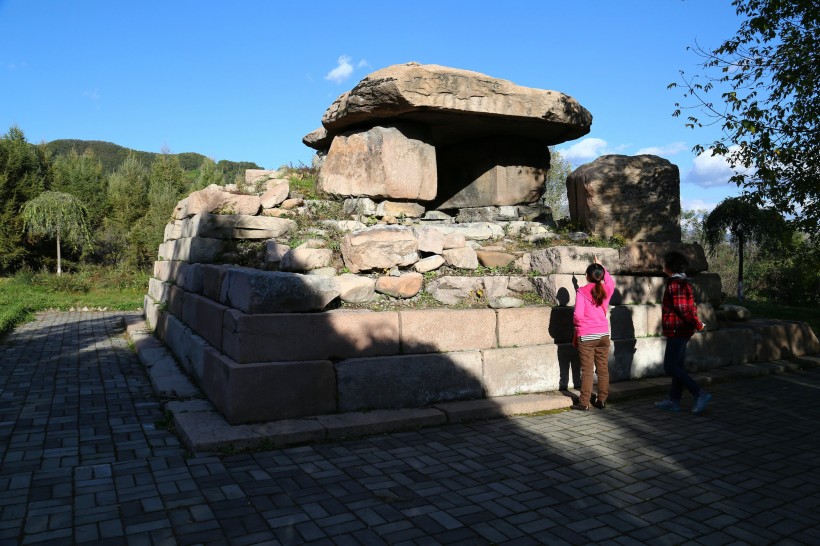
top-left (664, 336), bottom-right (701, 402)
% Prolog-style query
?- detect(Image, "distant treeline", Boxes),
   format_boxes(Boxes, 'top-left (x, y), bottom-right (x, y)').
top-left (45, 138), bottom-right (260, 182)
top-left (0, 126), bottom-right (263, 274)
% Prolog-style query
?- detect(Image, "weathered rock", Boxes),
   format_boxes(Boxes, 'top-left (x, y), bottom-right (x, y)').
top-left (245, 169), bottom-right (278, 187)
top-left (219, 268), bottom-right (340, 314)
top-left (489, 297), bottom-right (526, 309)
top-left (318, 124), bottom-right (437, 201)
top-left (320, 219), bottom-right (367, 233)
top-left (301, 127), bottom-right (331, 150)
top-left (219, 194), bottom-right (261, 216)
top-left (429, 223), bottom-right (505, 241)
top-left (620, 242), bottom-right (709, 274)
top-left (334, 273), bottom-right (376, 303)
top-left (529, 246), bottom-right (620, 275)
top-left (413, 255), bottom-right (445, 273)
top-left (340, 226), bottom-right (419, 273)
top-left (174, 184), bottom-right (227, 219)
top-left (420, 211), bottom-right (454, 224)
top-left (567, 154), bottom-right (681, 242)
top-left (476, 250), bottom-right (516, 269)
top-left (375, 272), bottom-right (424, 299)
top-left (281, 198), bottom-right (304, 210)
top-left (442, 231), bottom-right (467, 249)
top-left (260, 180), bottom-right (289, 208)
top-left (343, 197), bottom-right (377, 216)
top-left (482, 276), bottom-right (511, 300)
top-left (306, 267), bottom-right (337, 277)
top-left (719, 304), bottom-right (752, 321)
top-left (426, 276), bottom-right (483, 305)
top-left (376, 201), bottom-right (426, 218)
top-left (264, 241), bottom-right (290, 267)
top-left (158, 237), bottom-right (226, 263)
top-left (412, 226), bottom-right (445, 254)
top-left (321, 63), bottom-right (591, 147)
top-left (261, 208), bottom-right (294, 218)
top-left (442, 247), bottom-right (479, 269)
top-left (163, 221), bottom-right (183, 242)
top-left (182, 213), bottom-right (295, 239)
top-left (279, 248), bottom-right (334, 272)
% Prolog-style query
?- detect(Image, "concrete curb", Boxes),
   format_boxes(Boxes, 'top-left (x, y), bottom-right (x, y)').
top-left (123, 315), bottom-right (820, 453)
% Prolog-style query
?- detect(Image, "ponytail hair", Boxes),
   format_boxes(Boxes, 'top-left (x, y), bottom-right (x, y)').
top-left (586, 263), bottom-right (606, 306)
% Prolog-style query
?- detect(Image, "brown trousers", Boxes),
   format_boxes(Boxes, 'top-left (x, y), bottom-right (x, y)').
top-left (577, 335), bottom-right (610, 407)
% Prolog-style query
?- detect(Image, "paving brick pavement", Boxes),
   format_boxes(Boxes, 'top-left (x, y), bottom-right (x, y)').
top-left (1, 311), bottom-right (819, 545)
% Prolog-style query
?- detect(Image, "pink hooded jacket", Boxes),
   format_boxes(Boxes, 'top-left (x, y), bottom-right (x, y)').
top-left (573, 267), bottom-right (615, 337)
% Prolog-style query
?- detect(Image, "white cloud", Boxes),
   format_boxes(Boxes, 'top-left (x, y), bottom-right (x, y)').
top-left (357, 59), bottom-right (369, 68)
top-left (325, 55), bottom-right (354, 84)
top-left (684, 147), bottom-right (749, 188)
top-left (558, 138), bottom-right (610, 165)
top-left (635, 142), bottom-right (688, 157)
top-left (680, 198), bottom-right (718, 212)
top-left (83, 89), bottom-right (100, 101)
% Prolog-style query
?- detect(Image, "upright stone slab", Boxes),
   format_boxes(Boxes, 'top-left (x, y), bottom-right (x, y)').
top-left (567, 154), bottom-right (681, 242)
top-left (318, 124), bottom-right (437, 201)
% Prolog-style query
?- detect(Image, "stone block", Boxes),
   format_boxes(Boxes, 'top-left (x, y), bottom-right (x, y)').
top-left (176, 262), bottom-right (203, 294)
top-left (318, 124), bottom-right (437, 201)
top-left (336, 351), bottom-right (483, 412)
top-left (567, 154), bottom-right (682, 242)
top-left (182, 292), bottom-right (201, 332)
top-left (219, 268), bottom-right (341, 314)
top-left (646, 304), bottom-right (663, 336)
top-left (181, 213), bottom-right (295, 239)
top-left (400, 309), bottom-right (496, 353)
top-left (162, 314), bottom-right (209, 380)
top-left (746, 320), bottom-right (820, 361)
top-left (317, 409), bottom-right (446, 441)
top-left (158, 237), bottom-right (226, 263)
top-left (529, 246), bottom-right (620, 275)
top-left (202, 264), bottom-right (229, 302)
top-left (148, 278), bottom-right (171, 303)
top-left (482, 345), bottom-right (562, 396)
top-left (222, 309), bottom-right (400, 363)
top-left (620, 242), bottom-right (708, 274)
top-left (340, 225), bottom-right (420, 273)
top-left (497, 307), bottom-right (553, 347)
top-left (609, 337), bottom-right (666, 382)
top-left (201, 348), bottom-right (336, 424)
top-left (434, 393), bottom-right (570, 422)
top-left (143, 294), bottom-right (160, 331)
top-left (610, 305), bottom-right (648, 339)
top-left (686, 328), bottom-right (757, 370)
top-left (436, 137), bottom-right (548, 209)
top-left (167, 284), bottom-right (184, 319)
top-left (187, 294), bottom-right (228, 351)
top-left (691, 273), bottom-right (723, 305)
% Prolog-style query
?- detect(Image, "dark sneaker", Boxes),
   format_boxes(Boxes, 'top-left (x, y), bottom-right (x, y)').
top-left (570, 403), bottom-right (590, 411)
top-left (590, 394), bottom-right (606, 409)
top-left (691, 392), bottom-right (712, 414)
top-left (654, 399), bottom-right (681, 412)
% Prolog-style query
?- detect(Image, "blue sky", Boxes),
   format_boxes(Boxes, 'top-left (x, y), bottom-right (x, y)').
top-left (1, 0), bottom-right (745, 212)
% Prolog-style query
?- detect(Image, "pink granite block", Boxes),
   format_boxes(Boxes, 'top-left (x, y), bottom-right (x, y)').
top-left (497, 307), bottom-right (553, 347)
top-left (222, 309), bottom-right (400, 363)
top-left (201, 348), bottom-right (336, 424)
top-left (400, 309), bottom-right (496, 353)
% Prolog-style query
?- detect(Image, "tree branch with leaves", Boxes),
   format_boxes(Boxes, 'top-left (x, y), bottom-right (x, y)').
top-left (670, 0), bottom-right (819, 234)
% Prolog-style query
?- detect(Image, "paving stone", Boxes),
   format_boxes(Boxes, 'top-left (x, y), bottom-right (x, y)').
top-left (1, 311), bottom-right (820, 544)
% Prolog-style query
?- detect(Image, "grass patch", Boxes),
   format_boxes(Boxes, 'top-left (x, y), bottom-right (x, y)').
top-left (725, 297), bottom-right (820, 336)
top-left (0, 265), bottom-right (147, 337)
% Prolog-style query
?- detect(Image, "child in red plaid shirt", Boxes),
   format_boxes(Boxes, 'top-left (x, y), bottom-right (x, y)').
top-left (655, 251), bottom-right (712, 414)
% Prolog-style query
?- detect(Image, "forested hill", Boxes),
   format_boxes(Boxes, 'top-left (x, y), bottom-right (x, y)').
top-left (45, 139), bottom-right (262, 175)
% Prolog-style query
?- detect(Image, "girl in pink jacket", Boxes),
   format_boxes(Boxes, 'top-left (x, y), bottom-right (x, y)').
top-left (572, 255), bottom-right (615, 410)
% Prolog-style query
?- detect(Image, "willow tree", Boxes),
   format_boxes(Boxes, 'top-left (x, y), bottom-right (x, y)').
top-left (703, 197), bottom-right (789, 301)
top-left (21, 191), bottom-right (91, 276)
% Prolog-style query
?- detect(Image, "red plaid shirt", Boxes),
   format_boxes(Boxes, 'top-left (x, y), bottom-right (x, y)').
top-left (662, 275), bottom-right (704, 338)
